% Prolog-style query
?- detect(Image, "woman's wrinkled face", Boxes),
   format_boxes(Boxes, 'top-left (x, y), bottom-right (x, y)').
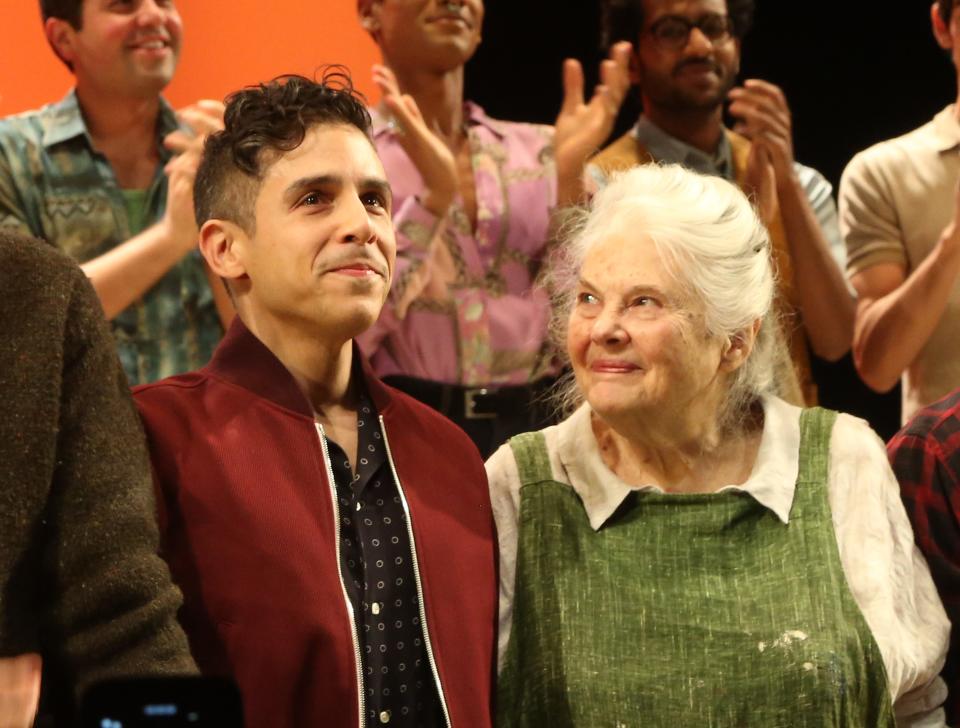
top-left (566, 227), bottom-right (725, 424)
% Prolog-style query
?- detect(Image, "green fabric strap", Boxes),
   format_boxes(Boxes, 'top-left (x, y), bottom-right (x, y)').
top-left (510, 431), bottom-right (553, 486)
top-left (498, 407), bottom-right (894, 728)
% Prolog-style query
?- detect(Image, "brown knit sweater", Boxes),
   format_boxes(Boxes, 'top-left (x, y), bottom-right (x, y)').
top-left (0, 231), bottom-right (196, 720)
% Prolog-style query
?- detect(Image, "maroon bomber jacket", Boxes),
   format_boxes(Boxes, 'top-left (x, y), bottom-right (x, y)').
top-left (133, 319), bottom-right (497, 728)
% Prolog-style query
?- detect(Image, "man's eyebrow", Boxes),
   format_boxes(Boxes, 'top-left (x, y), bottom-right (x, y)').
top-left (283, 174), bottom-right (340, 204)
top-left (361, 177), bottom-right (393, 204)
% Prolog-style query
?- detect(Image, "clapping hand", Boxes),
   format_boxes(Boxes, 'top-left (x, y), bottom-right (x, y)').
top-left (553, 41), bottom-right (632, 206)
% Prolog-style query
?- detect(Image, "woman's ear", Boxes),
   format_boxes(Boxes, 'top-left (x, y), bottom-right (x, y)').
top-left (720, 319), bottom-right (761, 373)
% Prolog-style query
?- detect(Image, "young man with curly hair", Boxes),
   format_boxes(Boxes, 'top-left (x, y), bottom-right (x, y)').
top-left (134, 73), bottom-right (496, 728)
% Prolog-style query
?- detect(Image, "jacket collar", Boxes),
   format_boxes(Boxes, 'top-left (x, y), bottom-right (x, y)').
top-left (205, 317), bottom-right (398, 420)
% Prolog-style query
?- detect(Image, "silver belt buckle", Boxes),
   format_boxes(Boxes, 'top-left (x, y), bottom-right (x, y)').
top-left (464, 387), bottom-right (496, 420)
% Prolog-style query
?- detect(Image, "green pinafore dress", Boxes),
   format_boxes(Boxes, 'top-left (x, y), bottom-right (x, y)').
top-left (497, 408), bottom-right (895, 727)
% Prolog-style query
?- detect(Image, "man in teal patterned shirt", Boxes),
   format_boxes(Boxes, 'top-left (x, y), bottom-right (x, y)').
top-left (0, 0), bottom-right (227, 384)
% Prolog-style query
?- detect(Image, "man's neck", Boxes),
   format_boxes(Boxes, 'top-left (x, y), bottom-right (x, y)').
top-left (641, 103), bottom-right (725, 155)
top-left (240, 310), bottom-right (357, 417)
top-left (75, 82), bottom-right (163, 188)
top-left (389, 62), bottom-right (466, 142)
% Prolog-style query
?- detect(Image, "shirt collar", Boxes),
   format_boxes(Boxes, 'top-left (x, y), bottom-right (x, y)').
top-left (555, 395), bottom-right (802, 530)
top-left (930, 104), bottom-right (960, 153)
top-left (633, 115), bottom-right (734, 181)
top-left (41, 89), bottom-right (181, 154)
top-left (371, 100), bottom-right (507, 140)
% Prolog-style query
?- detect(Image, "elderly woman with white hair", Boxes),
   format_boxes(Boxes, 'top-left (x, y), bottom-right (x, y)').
top-left (487, 164), bottom-right (949, 727)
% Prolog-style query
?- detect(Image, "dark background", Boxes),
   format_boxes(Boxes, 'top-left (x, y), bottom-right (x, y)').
top-left (464, 1), bottom-right (957, 439)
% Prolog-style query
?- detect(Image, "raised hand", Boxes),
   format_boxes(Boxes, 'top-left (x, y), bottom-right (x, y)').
top-left (728, 79), bottom-right (796, 185)
top-left (553, 41), bottom-right (632, 205)
top-left (373, 64), bottom-right (458, 217)
top-left (159, 99), bottom-right (226, 253)
top-left (165, 99), bottom-right (226, 157)
top-left (160, 130), bottom-right (204, 253)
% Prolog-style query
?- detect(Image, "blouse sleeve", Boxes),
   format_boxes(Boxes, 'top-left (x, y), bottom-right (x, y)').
top-left (485, 442), bottom-right (523, 675)
top-left (828, 413), bottom-right (950, 726)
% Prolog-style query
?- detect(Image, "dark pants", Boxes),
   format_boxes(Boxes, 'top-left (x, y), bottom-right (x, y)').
top-left (382, 375), bottom-right (562, 459)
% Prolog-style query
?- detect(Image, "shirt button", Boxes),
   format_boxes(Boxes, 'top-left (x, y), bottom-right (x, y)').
top-left (372, 602), bottom-right (381, 615)
top-left (379, 710), bottom-right (391, 724)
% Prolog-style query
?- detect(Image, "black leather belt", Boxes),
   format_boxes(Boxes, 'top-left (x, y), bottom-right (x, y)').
top-left (382, 375), bottom-right (555, 421)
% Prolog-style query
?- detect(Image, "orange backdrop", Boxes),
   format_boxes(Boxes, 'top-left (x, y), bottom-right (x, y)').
top-left (0, 1), bottom-right (381, 116)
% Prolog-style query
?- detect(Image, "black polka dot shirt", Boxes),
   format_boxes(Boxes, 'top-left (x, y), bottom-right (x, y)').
top-left (324, 390), bottom-right (446, 728)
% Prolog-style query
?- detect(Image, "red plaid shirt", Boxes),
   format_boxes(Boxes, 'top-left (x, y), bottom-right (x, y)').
top-left (888, 388), bottom-right (960, 723)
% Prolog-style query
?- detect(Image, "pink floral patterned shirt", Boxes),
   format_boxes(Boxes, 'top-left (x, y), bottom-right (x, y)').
top-left (359, 103), bottom-right (558, 386)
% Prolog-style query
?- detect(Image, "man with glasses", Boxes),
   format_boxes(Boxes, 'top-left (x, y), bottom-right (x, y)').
top-left (591, 0), bottom-right (854, 406)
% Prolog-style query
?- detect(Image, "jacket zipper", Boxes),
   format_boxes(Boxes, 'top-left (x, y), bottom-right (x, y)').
top-left (379, 416), bottom-right (453, 728)
top-left (316, 423), bottom-right (366, 728)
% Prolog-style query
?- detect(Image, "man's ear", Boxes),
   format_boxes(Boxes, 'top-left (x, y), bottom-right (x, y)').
top-left (199, 219), bottom-right (249, 284)
top-left (932, 2), bottom-right (954, 50)
top-left (44, 17), bottom-right (77, 68)
top-left (358, 0), bottom-right (383, 36)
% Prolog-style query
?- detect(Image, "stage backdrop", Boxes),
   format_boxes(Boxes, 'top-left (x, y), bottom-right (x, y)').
top-left (0, 1), bottom-right (381, 116)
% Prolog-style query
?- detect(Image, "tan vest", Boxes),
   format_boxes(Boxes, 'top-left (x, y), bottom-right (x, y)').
top-left (590, 129), bottom-right (815, 407)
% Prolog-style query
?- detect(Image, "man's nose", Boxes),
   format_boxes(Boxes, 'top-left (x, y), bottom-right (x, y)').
top-left (338, 195), bottom-right (376, 246)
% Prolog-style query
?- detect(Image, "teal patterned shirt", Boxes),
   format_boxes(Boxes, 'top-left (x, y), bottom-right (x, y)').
top-left (0, 90), bottom-right (221, 384)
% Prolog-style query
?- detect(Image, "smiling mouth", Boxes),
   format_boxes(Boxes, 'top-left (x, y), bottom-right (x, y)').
top-left (427, 14), bottom-right (471, 28)
top-left (329, 263), bottom-right (385, 278)
top-left (590, 362), bottom-right (641, 373)
top-left (128, 39), bottom-right (171, 51)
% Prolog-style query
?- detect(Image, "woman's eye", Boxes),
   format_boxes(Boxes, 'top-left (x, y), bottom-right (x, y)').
top-left (577, 292), bottom-right (598, 305)
top-left (632, 295), bottom-right (657, 308)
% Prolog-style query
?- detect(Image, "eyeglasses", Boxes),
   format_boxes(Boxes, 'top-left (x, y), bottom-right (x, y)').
top-left (645, 13), bottom-right (734, 50)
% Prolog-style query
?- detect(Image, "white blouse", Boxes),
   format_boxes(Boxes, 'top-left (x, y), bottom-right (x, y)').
top-left (486, 396), bottom-right (950, 727)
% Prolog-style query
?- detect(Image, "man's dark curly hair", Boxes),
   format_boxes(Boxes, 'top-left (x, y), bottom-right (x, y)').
top-left (939, 0), bottom-right (955, 24)
top-left (194, 70), bottom-right (372, 233)
top-left (40, 0), bottom-right (83, 27)
top-left (601, 0), bottom-right (755, 49)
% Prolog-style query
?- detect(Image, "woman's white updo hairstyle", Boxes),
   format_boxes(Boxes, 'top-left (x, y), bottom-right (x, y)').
top-left (548, 163), bottom-right (779, 430)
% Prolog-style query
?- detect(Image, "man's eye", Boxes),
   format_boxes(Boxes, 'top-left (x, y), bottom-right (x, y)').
top-left (655, 20), bottom-right (687, 40)
top-left (301, 192), bottom-right (324, 206)
top-left (362, 192), bottom-right (387, 209)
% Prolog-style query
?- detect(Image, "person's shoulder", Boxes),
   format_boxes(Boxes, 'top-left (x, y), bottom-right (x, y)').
top-left (845, 115), bottom-right (944, 176)
top-left (895, 388), bottom-right (960, 445)
top-left (0, 229), bottom-right (80, 288)
top-left (0, 100), bottom-right (61, 146)
top-left (133, 371), bottom-right (211, 409)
